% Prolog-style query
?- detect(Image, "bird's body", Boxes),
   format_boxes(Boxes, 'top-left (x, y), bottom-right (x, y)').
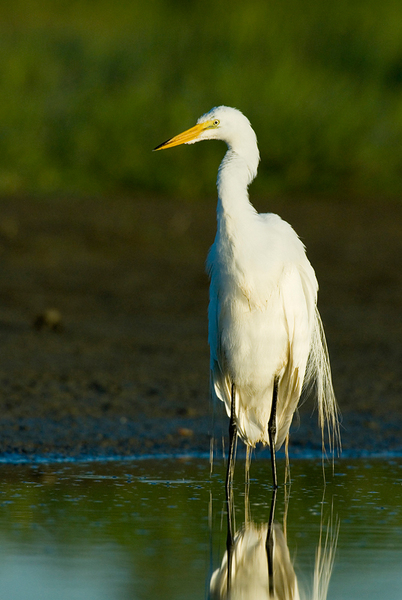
top-left (208, 209), bottom-right (317, 450)
top-left (155, 106), bottom-right (339, 486)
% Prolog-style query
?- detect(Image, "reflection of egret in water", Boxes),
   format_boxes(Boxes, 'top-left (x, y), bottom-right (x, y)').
top-left (209, 487), bottom-right (338, 600)
top-left (210, 519), bottom-right (299, 599)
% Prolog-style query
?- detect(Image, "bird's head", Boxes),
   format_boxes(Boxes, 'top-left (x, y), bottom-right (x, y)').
top-left (154, 106), bottom-right (257, 153)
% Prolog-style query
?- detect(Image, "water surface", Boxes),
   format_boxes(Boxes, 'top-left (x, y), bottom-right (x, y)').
top-left (0, 457), bottom-right (401, 599)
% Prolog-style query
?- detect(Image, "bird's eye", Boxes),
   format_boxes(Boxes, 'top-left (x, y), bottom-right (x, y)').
top-left (213, 119), bottom-right (220, 126)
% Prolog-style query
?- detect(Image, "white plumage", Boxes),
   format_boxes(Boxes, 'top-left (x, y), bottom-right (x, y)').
top-left (155, 106), bottom-right (339, 483)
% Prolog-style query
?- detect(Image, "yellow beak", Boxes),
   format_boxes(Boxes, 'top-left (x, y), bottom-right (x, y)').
top-left (154, 121), bottom-right (213, 151)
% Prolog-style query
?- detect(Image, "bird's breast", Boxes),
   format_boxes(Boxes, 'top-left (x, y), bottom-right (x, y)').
top-left (207, 214), bottom-right (309, 385)
top-left (211, 238), bottom-right (284, 311)
top-left (216, 276), bottom-right (290, 387)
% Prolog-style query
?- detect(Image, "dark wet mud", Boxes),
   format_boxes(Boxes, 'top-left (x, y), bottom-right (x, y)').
top-left (0, 195), bottom-right (401, 460)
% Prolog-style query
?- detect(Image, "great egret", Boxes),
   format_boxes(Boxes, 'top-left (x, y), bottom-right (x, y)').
top-left (155, 106), bottom-right (340, 489)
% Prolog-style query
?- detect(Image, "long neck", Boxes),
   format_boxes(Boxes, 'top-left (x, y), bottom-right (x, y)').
top-left (216, 146), bottom-right (259, 224)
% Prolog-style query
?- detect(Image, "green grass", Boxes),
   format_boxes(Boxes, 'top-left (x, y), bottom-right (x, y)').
top-left (2, 0), bottom-right (402, 198)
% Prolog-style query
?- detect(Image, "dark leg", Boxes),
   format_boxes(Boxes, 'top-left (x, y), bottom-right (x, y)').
top-left (268, 378), bottom-right (279, 489)
top-left (225, 383), bottom-right (237, 595)
top-left (225, 382), bottom-right (237, 504)
top-left (266, 486), bottom-right (277, 598)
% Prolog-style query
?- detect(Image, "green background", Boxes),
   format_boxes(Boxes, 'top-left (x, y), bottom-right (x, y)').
top-left (3, 0), bottom-right (402, 198)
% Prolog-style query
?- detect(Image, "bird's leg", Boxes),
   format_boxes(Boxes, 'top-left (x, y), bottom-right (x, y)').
top-left (268, 378), bottom-right (279, 489)
top-left (266, 486), bottom-right (277, 598)
top-left (225, 383), bottom-right (237, 595)
top-left (225, 382), bottom-right (237, 504)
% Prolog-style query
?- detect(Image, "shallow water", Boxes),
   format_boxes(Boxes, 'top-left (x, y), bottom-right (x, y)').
top-left (0, 457), bottom-right (401, 599)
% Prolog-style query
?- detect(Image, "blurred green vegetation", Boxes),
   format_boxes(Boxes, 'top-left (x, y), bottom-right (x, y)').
top-left (2, 0), bottom-right (402, 198)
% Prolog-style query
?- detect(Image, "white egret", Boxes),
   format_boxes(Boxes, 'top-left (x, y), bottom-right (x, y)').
top-left (154, 106), bottom-right (340, 489)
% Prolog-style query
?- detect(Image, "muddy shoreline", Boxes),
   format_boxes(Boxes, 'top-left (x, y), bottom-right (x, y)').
top-left (0, 195), bottom-right (401, 462)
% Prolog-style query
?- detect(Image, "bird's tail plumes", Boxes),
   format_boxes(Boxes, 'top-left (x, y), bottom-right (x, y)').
top-left (304, 309), bottom-right (341, 457)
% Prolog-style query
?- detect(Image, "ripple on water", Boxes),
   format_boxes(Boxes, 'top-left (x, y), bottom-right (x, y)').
top-left (0, 457), bottom-right (400, 599)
